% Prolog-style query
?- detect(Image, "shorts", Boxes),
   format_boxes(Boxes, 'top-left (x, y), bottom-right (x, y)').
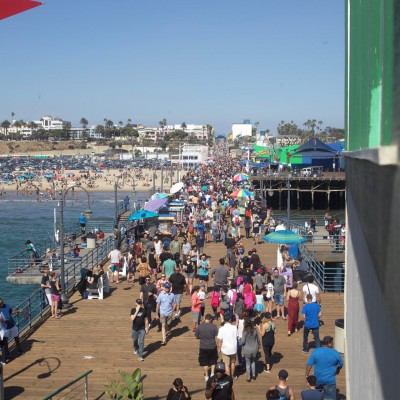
top-left (5, 326), bottom-right (19, 339)
top-left (110, 264), bottom-right (120, 273)
top-left (80, 223), bottom-right (86, 228)
top-left (198, 275), bottom-right (209, 282)
top-left (174, 294), bottom-right (183, 305)
top-left (184, 272), bottom-right (195, 279)
top-left (160, 313), bottom-right (172, 326)
top-left (221, 353), bottom-right (237, 364)
top-left (192, 311), bottom-right (200, 322)
top-left (252, 232), bottom-right (259, 238)
top-left (198, 347), bottom-right (218, 367)
top-left (274, 294), bottom-right (284, 305)
top-left (51, 294), bottom-right (60, 302)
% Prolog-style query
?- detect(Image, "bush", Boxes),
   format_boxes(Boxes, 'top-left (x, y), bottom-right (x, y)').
top-left (68, 145), bottom-right (75, 149)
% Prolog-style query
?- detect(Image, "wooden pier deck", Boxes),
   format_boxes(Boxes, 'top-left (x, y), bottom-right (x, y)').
top-left (4, 238), bottom-right (346, 399)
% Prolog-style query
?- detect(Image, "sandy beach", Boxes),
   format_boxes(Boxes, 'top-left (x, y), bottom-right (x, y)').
top-left (2, 168), bottom-right (182, 197)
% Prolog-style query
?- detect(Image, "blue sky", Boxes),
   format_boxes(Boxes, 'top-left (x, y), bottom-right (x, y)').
top-left (0, 0), bottom-right (345, 135)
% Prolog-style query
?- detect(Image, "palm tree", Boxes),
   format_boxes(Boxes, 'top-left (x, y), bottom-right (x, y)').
top-left (80, 117), bottom-right (88, 128)
top-left (1, 120), bottom-right (11, 139)
top-left (181, 122), bottom-right (187, 131)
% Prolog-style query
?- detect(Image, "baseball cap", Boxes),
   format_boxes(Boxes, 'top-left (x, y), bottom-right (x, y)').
top-left (215, 362), bottom-right (226, 373)
top-left (164, 282), bottom-right (171, 288)
top-left (257, 268), bottom-right (263, 274)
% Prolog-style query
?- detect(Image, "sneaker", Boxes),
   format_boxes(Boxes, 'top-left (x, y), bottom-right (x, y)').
top-left (138, 357), bottom-right (144, 361)
top-left (204, 375), bottom-right (209, 382)
top-left (303, 350), bottom-right (309, 354)
top-left (133, 349), bottom-right (138, 355)
top-left (233, 376), bottom-right (238, 381)
top-left (264, 369), bottom-right (271, 374)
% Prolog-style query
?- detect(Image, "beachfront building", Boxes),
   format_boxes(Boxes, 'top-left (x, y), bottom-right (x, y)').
top-left (345, 1), bottom-right (399, 399)
top-left (171, 145), bottom-right (208, 167)
top-left (137, 124), bottom-right (209, 142)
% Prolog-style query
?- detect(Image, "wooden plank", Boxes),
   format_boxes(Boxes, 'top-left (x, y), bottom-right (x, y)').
top-left (3, 238), bottom-right (346, 399)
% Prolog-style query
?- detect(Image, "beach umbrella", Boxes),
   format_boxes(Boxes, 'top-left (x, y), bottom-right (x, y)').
top-left (150, 192), bottom-right (170, 200)
top-left (230, 189), bottom-right (254, 198)
top-left (233, 173), bottom-right (249, 182)
top-left (170, 182), bottom-right (184, 194)
top-left (262, 230), bottom-right (307, 245)
top-left (128, 209), bottom-right (159, 221)
top-left (143, 197), bottom-right (168, 212)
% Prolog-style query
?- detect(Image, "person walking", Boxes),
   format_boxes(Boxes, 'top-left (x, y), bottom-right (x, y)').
top-left (286, 282), bottom-right (300, 336)
top-left (268, 369), bottom-right (295, 400)
top-left (130, 299), bottom-right (149, 361)
top-left (139, 276), bottom-right (157, 327)
top-left (272, 269), bottom-right (286, 319)
top-left (195, 313), bottom-right (219, 381)
top-left (155, 282), bottom-right (176, 345)
top-left (302, 294), bottom-right (321, 353)
top-left (40, 268), bottom-right (52, 306)
top-left (217, 314), bottom-right (238, 380)
top-left (166, 378), bottom-right (191, 400)
top-left (50, 272), bottom-right (61, 319)
top-left (79, 212), bottom-right (86, 233)
top-left (169, 266), bottom-right (186, 319)
top-left (301, 375), bottom-right (323, 400)
top-left (108, 247), bottom-right (122, 283)
top-left (205, 361), bottom-right (235, 400)
top-left (257, 312), bottom-right (275, 373)
top-left (240, 319), bottom-right (261, 382)
top-left (305, 336), bottom-right (343, 400)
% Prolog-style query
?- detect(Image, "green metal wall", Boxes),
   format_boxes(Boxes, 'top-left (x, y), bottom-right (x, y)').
top-left (345, 0), bottom-right (396, 151)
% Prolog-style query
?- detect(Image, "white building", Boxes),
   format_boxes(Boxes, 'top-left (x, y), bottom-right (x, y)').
top-left (232, 123), bottom-right (252, 140)
top-left (33, 115), bottom-right (64, 130)
top-left (171, 145), bottom-right (208, 167)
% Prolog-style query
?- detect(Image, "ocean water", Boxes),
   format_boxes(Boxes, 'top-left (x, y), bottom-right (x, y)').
top-left (0, 190), bottom-right (149, 306)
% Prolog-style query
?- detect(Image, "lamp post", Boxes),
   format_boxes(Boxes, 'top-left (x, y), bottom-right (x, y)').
top-left (59, 186), bottom-right (92, 308)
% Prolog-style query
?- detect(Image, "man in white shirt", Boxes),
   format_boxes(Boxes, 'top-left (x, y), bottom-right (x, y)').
top-left (108, 248), bottom-right (122, 283)
top-left (302, 276), bottom-right (321, 304)
top-left (217, 314), bottom-right (238, 380)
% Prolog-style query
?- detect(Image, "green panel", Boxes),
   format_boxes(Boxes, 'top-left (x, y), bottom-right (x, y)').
top-left (346, 0), bottom-right (395, 151)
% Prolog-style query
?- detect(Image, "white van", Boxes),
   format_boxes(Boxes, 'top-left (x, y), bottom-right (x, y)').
top-left (301, 166), bottom-right (323, 177)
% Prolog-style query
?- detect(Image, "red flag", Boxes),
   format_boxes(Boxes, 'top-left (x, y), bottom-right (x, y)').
top-left (0, 0), bottom-right (42, 21)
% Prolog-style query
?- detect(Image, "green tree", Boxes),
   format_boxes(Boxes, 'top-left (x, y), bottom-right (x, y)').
top-left (62, 121), bottom-right (72, 141)
top-left (109, 141), bottom-right (116, 150)
top-left (181, 122), bottom-right (187, 131)
top-left (80, 117), bottom-right (88, 128)
top-left (1, 120), bottom-right (11, 138)
top-left (277, 120), bottom-right (302, 136)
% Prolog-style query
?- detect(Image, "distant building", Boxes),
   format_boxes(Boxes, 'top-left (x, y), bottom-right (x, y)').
top-left (34, 115), bottom-right (65, 130)
top-left (171, 145), bottom-right (208, 167)
top-left (232, 123), bottom-right (252, 140)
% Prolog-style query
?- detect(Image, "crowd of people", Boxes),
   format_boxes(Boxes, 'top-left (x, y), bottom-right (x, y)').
top-left (119, 142), bottom-right (343, 399)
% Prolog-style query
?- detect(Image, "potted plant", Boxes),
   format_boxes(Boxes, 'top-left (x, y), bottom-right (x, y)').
top-left (105, 369), bottom-right (143, 400)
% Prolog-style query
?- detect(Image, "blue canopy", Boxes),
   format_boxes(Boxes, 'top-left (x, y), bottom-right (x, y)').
top-left (262, 230), bottom-right (307, 245)
top-left (127, 210), bottom-right (158, 221)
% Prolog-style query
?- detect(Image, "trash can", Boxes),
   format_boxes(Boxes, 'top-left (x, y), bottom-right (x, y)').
top-left (86, 237), bottom-right (96, 249)
top-left (334, 318), bottom-right (345, 354)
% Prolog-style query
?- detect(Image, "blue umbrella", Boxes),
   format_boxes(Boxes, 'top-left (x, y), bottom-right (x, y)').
top-left (262, 230), bottom-right (307, 245)
top-left (127, 209), bottom-right (159, 221)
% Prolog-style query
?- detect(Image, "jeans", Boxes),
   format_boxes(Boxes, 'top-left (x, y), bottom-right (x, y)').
top-left (245, 356), bottom-right (256, 379)
top-left (303, 326), bottom-right (320, 351)
top-left (237, 339), bottom-right (244, 367)
top-left (317, 384), bottom-right (336, 400)
top-left (132, 328), bottom-right (145, 358)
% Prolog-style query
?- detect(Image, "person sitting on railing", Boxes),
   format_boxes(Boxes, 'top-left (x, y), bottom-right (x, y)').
top-left (73, 244), bottom-right (81, 258)
top-left (97, 230), bottom-right (105, 240)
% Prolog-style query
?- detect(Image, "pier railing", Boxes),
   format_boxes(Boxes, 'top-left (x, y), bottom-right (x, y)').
top-left (12, 236), bottom-right (114, 340)
top-left (276, 218), bottom-right (345, 292)
top-left (42, 369), bottom-right (93, 400)
top-left (7, 220), bottom-right (115, 276)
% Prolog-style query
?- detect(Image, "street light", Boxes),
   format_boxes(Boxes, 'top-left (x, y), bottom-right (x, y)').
top-left (59, 186), bottom-right (92, 308)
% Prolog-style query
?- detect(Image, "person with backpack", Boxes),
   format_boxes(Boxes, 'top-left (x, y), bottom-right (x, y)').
top-left (257, 312), bottom-right (275, 373)
top-left (219, 288), bottom-right (231, 321)
top-left (210, 287), bottom-right (220, 319)
top-left (227, 283), bottom-right (237, 321)
top-left (268, 369), bottom-right (295, 400)
top-left (243, 284), bottom-right (256, 317)
top-left (240, 319), bottom-right (261, 382)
